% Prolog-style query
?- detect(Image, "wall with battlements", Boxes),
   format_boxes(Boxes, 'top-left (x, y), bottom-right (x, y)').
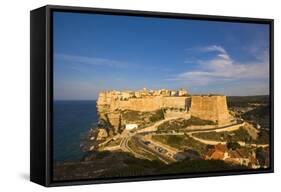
top-left (162, 96), bottom-right (191, 110)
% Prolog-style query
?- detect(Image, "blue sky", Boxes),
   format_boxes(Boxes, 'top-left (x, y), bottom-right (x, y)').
top-left (53, 11), bottom-right (270, 100)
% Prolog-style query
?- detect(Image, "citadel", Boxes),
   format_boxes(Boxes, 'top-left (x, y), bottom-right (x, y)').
top-left (97, 88), bottom-right (231, 126)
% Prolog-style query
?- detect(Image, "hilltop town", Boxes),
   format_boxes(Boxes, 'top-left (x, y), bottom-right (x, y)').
top-left (81, 88), bottom-right (269, 168)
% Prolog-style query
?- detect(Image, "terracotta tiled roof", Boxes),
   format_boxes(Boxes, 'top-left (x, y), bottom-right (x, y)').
top-left (211, 150), bottom-right (225, 160)
top-left (228, 150), bottom-right (242, 158)
top-left (206, 149), bottom-right (215, 157)
top-left (236, 148), bottom-right (249, 157)
top-left (215, 144), bottom-right (227, 153)
top-left (250, 156), bottom-right (258, 164)
top-left (205, 147), bottom-right (225, 160)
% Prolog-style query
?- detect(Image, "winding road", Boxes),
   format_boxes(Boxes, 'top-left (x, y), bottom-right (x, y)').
top-left (102, 116), bottom-right (267, 164)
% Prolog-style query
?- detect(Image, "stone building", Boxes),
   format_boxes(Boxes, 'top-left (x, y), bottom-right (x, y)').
top-left (179, 88), bottom-right (188, 96)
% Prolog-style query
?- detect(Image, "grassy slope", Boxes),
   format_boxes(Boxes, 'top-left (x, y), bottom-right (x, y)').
top-left (151, 134), bottom-right (207, 153)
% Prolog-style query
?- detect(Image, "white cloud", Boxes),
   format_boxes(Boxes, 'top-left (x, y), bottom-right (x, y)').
top-left (55, 53), bottom-right (130, 68)
top-left (170, 45), bottom-right (269, 86)
top-left (201, 45), bottom-right (227, 54)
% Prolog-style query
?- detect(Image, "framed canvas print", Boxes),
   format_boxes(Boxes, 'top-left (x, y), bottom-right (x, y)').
top-left (30, 5), bottom-right (274, 187)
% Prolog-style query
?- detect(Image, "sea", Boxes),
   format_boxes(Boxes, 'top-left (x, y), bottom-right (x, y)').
top-left (53, 100), bottom-right (98, 162)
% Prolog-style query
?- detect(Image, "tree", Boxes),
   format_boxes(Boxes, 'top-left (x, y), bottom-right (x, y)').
top-left (227, 141), bottom-right (240, 150)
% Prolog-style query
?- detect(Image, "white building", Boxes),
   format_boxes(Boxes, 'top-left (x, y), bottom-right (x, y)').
top-left (121, 92), bottom-right (130, 99)
top-left (171, 90), bottom-right (178, 96)
top-left (135, 91), bottom-right (141, 98)
top-left (125, 124), bottom-right (138, 130)
top-left (178, 89), bottom-right (188, 96)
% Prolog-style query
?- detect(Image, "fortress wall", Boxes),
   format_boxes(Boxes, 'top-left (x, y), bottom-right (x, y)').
top-left (190, 96), bottom-right (217, 121)
top-left (98, 93), bottom-right (231, 125)
top-left (115, 96), bottom-right (190, 111)
top-left (97, 92), bottom-right (232, 130)
top-left (165, 110), bottom-right (191, 119)
top-left (99, 95), bottom-right (191, 112)
top-left (190, 95), bottom-right (230, 125)
top-left (216, 96), bottom-right (230, 125)
top-left (162, 96), bottom-right (190, 109)
top-left (110, 96), bottom-right (162, 111)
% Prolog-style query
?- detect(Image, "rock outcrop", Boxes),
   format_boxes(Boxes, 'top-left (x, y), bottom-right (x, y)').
top-left (96, 128), bottom-right (108, 141)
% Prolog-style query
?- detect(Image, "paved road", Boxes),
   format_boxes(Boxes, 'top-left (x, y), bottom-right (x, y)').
top-left (119, 132), bottom-right (151, 160)
top-left (184, 122), bottom-right (245, 133)
top-left (103, 118), bottom-right (265, 164)
top-left (134, 135), bottom-right (176, 164)
top-left (114, 117), bottom-right (184, 164)
top-left (118, 129), bottom-right (176, 164)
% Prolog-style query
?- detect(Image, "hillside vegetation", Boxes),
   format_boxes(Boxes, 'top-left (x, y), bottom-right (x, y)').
top-left (151, 134), bottom-right (207, 153)
top-left (227, 95), bottom-right (269, 108)
top-left (157, 116), bottom-right (216, 131)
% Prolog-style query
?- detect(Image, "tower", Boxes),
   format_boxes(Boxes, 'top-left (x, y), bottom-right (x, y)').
top-left (190, 95), bottom-right (230, 125)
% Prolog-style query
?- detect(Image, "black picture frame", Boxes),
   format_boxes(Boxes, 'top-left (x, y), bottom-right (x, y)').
top-left (30, 5), bottom-right (274, 187)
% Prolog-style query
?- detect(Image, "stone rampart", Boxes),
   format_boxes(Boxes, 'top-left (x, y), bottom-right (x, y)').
top-left (97, 93), bottom-right (190, 112)
top-left (97, 92), bottom-right (231, 127)
top-left (190, 95), bottom-right (230, 125)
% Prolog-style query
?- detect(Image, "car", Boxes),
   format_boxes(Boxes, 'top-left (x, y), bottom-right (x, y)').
top-left (143, 141), bottom-right (151, 145)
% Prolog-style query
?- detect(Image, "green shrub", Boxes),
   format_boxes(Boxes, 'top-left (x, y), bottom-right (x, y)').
top-left (193, 127), bottom-right (252, 143)
top-left (227, 141), bottom-right (241, 150)
top-left (149, 109), bottom-right (165, 122)
top-left (151, 134), bottom-right (207, 153)
top-left (158, 116), bottom-right (215, 131)
top-left (256, 130), bottom-right (269, 144)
